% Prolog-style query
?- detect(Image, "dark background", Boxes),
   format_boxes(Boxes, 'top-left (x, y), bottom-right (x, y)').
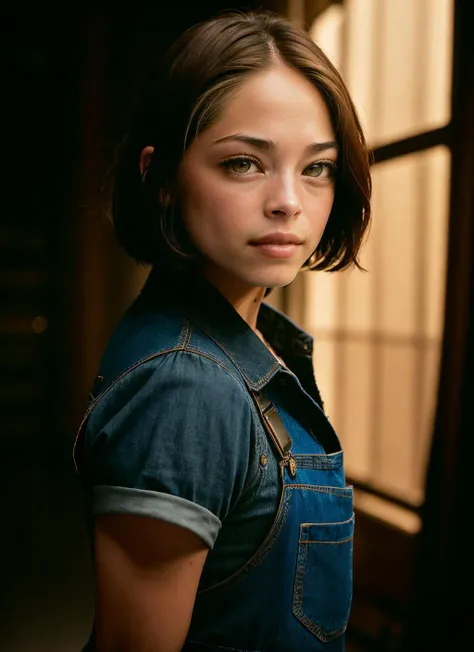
top-left (2, 3), bottom-right (282, 649)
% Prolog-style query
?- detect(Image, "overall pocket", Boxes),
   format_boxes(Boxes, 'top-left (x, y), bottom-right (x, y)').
top-left (292, 515), bottom-right (355, 642)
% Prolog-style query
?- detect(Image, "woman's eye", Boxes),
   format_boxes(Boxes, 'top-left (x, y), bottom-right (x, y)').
top-left (304, 161), bottom-right (337, 179)
top-left (222, 157), bottom-right (260, 175)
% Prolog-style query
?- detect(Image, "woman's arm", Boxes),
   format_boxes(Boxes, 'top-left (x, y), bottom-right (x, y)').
top-left (94, 514), bottom-right (209, 652)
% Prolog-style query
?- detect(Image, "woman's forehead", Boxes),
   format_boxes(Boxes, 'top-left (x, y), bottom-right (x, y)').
top-left (202, 66), bottom-right (335, 146)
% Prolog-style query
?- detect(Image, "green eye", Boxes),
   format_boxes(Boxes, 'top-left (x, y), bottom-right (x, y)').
top-left (222, 156), bottom-right (260, 176)
top-left (306, 163), bottom-right (324, 177)
top-left (229, 159), bottom-right (252, 173)
top-left (304, 161), bottom-right (337, 178)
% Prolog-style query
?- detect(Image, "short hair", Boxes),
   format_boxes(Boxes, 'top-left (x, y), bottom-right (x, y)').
top-left (108, 10), bottom-right (372, 273)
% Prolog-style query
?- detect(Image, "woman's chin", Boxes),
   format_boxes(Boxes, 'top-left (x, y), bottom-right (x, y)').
top-left (201, 260), bottom-right (301, 292)
top-left (243, 267), bottom-right (301, 290)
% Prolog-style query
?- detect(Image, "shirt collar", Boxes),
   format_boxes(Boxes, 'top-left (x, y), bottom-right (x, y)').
top-left (142, 267), bottom-right (313, 391)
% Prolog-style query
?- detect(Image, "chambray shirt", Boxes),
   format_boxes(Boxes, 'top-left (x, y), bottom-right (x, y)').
top-left (75, 267), bottom-right (334, 590)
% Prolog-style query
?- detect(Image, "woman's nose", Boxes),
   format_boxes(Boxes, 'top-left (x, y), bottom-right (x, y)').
top-left (263, 176), bottom-right (302, 219)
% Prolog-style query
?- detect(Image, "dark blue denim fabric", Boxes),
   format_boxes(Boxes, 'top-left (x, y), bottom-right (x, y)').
top-left (184, 382), bottom-right (353, 651)
top-left (75, 268), bottom-right (353, 651)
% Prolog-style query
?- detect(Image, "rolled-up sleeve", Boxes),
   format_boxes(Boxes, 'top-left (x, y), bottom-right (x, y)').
top-left (83, 350), bottom-right (253, 548)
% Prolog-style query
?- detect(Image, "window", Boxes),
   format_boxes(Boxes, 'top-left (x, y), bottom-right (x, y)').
top-left (286, 0), bottom-right (454, 528)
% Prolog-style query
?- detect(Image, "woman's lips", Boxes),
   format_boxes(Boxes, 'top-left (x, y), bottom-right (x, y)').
top-left (249, 242), bottom-right (301, 258)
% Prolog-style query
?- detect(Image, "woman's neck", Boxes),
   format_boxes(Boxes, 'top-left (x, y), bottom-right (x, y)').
top-left (200, 267), bottom-right (266, 331)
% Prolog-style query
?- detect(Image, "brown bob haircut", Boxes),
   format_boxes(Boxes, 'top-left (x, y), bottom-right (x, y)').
top-left (110, 10), bottom-right (371, 273)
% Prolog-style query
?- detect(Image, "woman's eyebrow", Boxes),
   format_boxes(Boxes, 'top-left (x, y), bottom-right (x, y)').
top-left (213, 133), bottom-right (339, 154)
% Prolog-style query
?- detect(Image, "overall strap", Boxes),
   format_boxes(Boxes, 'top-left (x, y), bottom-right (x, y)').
top-left (253, 390), bottom-right (297, 479)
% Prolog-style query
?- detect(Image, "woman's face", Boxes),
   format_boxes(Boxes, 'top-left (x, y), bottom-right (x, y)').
top-left (179, 64), bottom-right (337, 292)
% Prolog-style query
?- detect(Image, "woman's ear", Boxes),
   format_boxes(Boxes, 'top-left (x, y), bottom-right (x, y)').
top-left (139, 145), bottom-right (155, 175)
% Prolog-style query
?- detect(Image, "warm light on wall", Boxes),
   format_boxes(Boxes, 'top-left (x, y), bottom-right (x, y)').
top-left (344, 0), bottom-right (453, 145)
top-left (299, 0), bottom-right (454, 520)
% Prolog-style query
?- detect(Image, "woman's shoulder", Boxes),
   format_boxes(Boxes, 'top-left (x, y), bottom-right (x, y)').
top-left (83, 301), bottom-right (254, 439)
top-left (94, 275), bottom-right (254, 401)
top-left (75, 333), bottom-right (259, 515)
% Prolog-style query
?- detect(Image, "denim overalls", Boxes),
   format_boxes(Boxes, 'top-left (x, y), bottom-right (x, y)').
top-left (75, 268), bottom-right (354, 651)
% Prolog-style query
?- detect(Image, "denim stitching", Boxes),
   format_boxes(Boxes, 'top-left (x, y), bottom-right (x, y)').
top-left (210, 334), bottom-right (279, 389)
top-left (300, 537), bottom-right (353, 545)
top-left (74, 348), bottom-right (253, 474)
top-left (237, 418), bottom-right (270, 499)
top-left (286, 485), bottom-right (353, 498)
top-left (73, 345), bottom-right (186, 473)
top-left (188, 318), bottom-right (280, 390)
top-left (292, 522), bottom-right (352, 642)
top-left (292, 454), bottom-right (343, 470)
top-left (300, 515), bottom-right (355, 543)
top-left (293, 605), bottom-right (346, 643)
top-left (178, 318), bottom-right (193, 348)
top-left (197, 488), bottom-right (292, 595)
top-left (198, 487), bottom-right (352, 594)
top-left (299, 515), bottom-right (355, 531)
top-left (237, 396), bottom-right (277, 500)
top-left (292, 536), bottom-right (307, 610)
top-left (185, 339), bottom-right (270, 465)
top-left (79, 346), bottom-right (185, 418)
top-left (181, 347), bottom-right (267, 499)
top-left (179, 348), bottom-right (249, 391)
top-left (237, 461), bottom-right (266, 502)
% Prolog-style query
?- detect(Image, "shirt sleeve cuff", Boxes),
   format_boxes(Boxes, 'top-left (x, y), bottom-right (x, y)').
top-left (92, 485), bottom-right (222, 549)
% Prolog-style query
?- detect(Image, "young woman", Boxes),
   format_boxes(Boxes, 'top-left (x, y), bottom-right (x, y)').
top-left (74, 10), bottom-right (371, 652)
